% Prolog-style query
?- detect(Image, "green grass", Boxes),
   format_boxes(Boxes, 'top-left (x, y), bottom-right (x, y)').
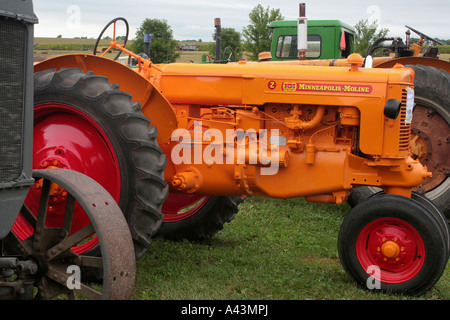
top-left (132, 197), bottom-right (449, 300)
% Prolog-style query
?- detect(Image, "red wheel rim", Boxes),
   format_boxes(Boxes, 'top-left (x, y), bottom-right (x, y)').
top-left (356, 217), bottom-right (426, 284)
top-left (410, 103), bottom-right (449, 197)
top-left (162, 193), bottom-right (209, 222)
top-left (12, 103), bottom-right (121, 254)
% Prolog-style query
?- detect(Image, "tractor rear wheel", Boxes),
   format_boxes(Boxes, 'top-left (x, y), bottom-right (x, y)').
top-left (348, 65), bottom-right (450, 221)
top-left (338, 194), bottom-right (449, 296)
top-left (29, 68), bottom-right (168, 258)
top-left (157, 194), bottom-right (243, 241)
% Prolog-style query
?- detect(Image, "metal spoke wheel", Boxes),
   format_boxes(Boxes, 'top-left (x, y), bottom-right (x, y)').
top-left (7, 169), bottom-right (135, 300)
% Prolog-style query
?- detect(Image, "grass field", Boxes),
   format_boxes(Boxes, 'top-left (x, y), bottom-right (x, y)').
top-left (440, 53), bottom-right (450, 62)
top-left (133, 197), bottom-right (449, 301)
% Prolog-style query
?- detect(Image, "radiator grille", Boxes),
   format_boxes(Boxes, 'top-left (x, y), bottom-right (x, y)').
top-left (398, 89), bottom-right (411, 153)
top-left (0, 17), bottom-right (26, 182)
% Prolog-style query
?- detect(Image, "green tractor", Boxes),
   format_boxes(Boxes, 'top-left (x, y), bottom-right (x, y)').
top-left (269, 19), bottom-right (355, 60)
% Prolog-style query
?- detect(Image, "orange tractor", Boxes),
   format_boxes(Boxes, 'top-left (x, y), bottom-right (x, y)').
top-left (265, 3), bottom-right (450, 219)
top-left (26, 17), bottom-right (449, 296)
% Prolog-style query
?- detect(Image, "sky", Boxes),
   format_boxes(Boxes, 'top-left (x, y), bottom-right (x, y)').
top-left (32, 0), bottom-right (450, 41)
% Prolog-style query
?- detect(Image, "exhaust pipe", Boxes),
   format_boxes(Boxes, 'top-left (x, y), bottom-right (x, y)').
top-left (215, 18), bottom-right (221, 62)
top-left (297, 3), bottom-right (307, 60)
top-left (144, 33), bottom-right (152, 58)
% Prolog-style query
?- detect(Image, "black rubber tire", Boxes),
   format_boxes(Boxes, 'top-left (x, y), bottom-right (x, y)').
top-left (407, 65), bottom-right (450, 217)
top-left (348, 65), bottom-right (450, 220)
top-left (347, 186), bottom-right (376, 208)
top-left (34, 68), bottom-right (168, 258)
top-left (338, 194), bottom-right (449, 296)
top-left (363, 190), bottom-right (450, 255)
top-left (157, 196), bottom-right (243, 241)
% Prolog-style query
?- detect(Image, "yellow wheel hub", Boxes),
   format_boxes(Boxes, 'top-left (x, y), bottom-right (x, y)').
top-left (381, 240), bottom-right (400, 259)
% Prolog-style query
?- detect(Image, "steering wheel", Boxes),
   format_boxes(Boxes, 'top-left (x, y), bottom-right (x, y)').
top-left (405, 25), bottom-right (444, 46)
top-left (222, 46), bottom-right (236, 62)
top-left (93, 17), bottom-right (129, 60)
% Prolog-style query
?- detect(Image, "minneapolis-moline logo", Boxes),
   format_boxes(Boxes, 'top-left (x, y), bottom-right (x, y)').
top-left (282, 82), bottom-right (297, 91)
top-left (280, 82), bottom-right (373, 94)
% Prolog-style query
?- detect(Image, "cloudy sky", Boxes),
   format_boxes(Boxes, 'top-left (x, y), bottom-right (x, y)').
top-left (33, 0), bottom-right (450, 41)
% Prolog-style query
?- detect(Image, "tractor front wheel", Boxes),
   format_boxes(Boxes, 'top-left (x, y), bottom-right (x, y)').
top-left (338, 194), bottom-right (449, 296)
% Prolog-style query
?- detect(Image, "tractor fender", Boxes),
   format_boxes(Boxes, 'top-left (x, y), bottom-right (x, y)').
top-left (373, 56), bottom-right (450, 73)
top-left (34, 54), bottom-right (178, 144)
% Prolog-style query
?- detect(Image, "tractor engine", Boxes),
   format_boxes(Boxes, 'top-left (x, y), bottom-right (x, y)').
top-left (148, 54), bottom-right (425, 203)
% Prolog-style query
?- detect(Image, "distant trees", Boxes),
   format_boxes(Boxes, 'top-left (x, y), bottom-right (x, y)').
top-left (242, 5), bottom-right (284, 60)
top-left (410, 37), bottom-right (450, 45)
top-left (206, 4), bottom-right (284, 62)
top-left (131, 18), bottom-right (180, 63)
top-left (354, 19), bottom-right (389, 56)
top-left (130, 5), bottom-right (283, 62)
top-left (208, 27), bottom-right (243, 61)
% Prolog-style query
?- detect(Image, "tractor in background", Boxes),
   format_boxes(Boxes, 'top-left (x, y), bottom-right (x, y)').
top-left (0, 0), bottom-right (135, 300)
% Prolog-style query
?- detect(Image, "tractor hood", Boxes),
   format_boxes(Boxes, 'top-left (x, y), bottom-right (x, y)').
top-left (153, 59), bottom-right (414, 107)
top-left (0, 0), bottom-right (38, 23)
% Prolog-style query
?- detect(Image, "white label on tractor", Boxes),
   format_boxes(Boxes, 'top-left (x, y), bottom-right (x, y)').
top-left (405, 86), bottom-right (414, 124)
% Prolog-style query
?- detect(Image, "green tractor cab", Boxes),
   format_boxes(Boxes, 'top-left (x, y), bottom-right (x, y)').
top-left (269, 19), bottom-right (355, 60)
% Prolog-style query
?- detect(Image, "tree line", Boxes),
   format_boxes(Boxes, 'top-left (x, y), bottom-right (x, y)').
top-left (130, 4), bottom-right (283, 63)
